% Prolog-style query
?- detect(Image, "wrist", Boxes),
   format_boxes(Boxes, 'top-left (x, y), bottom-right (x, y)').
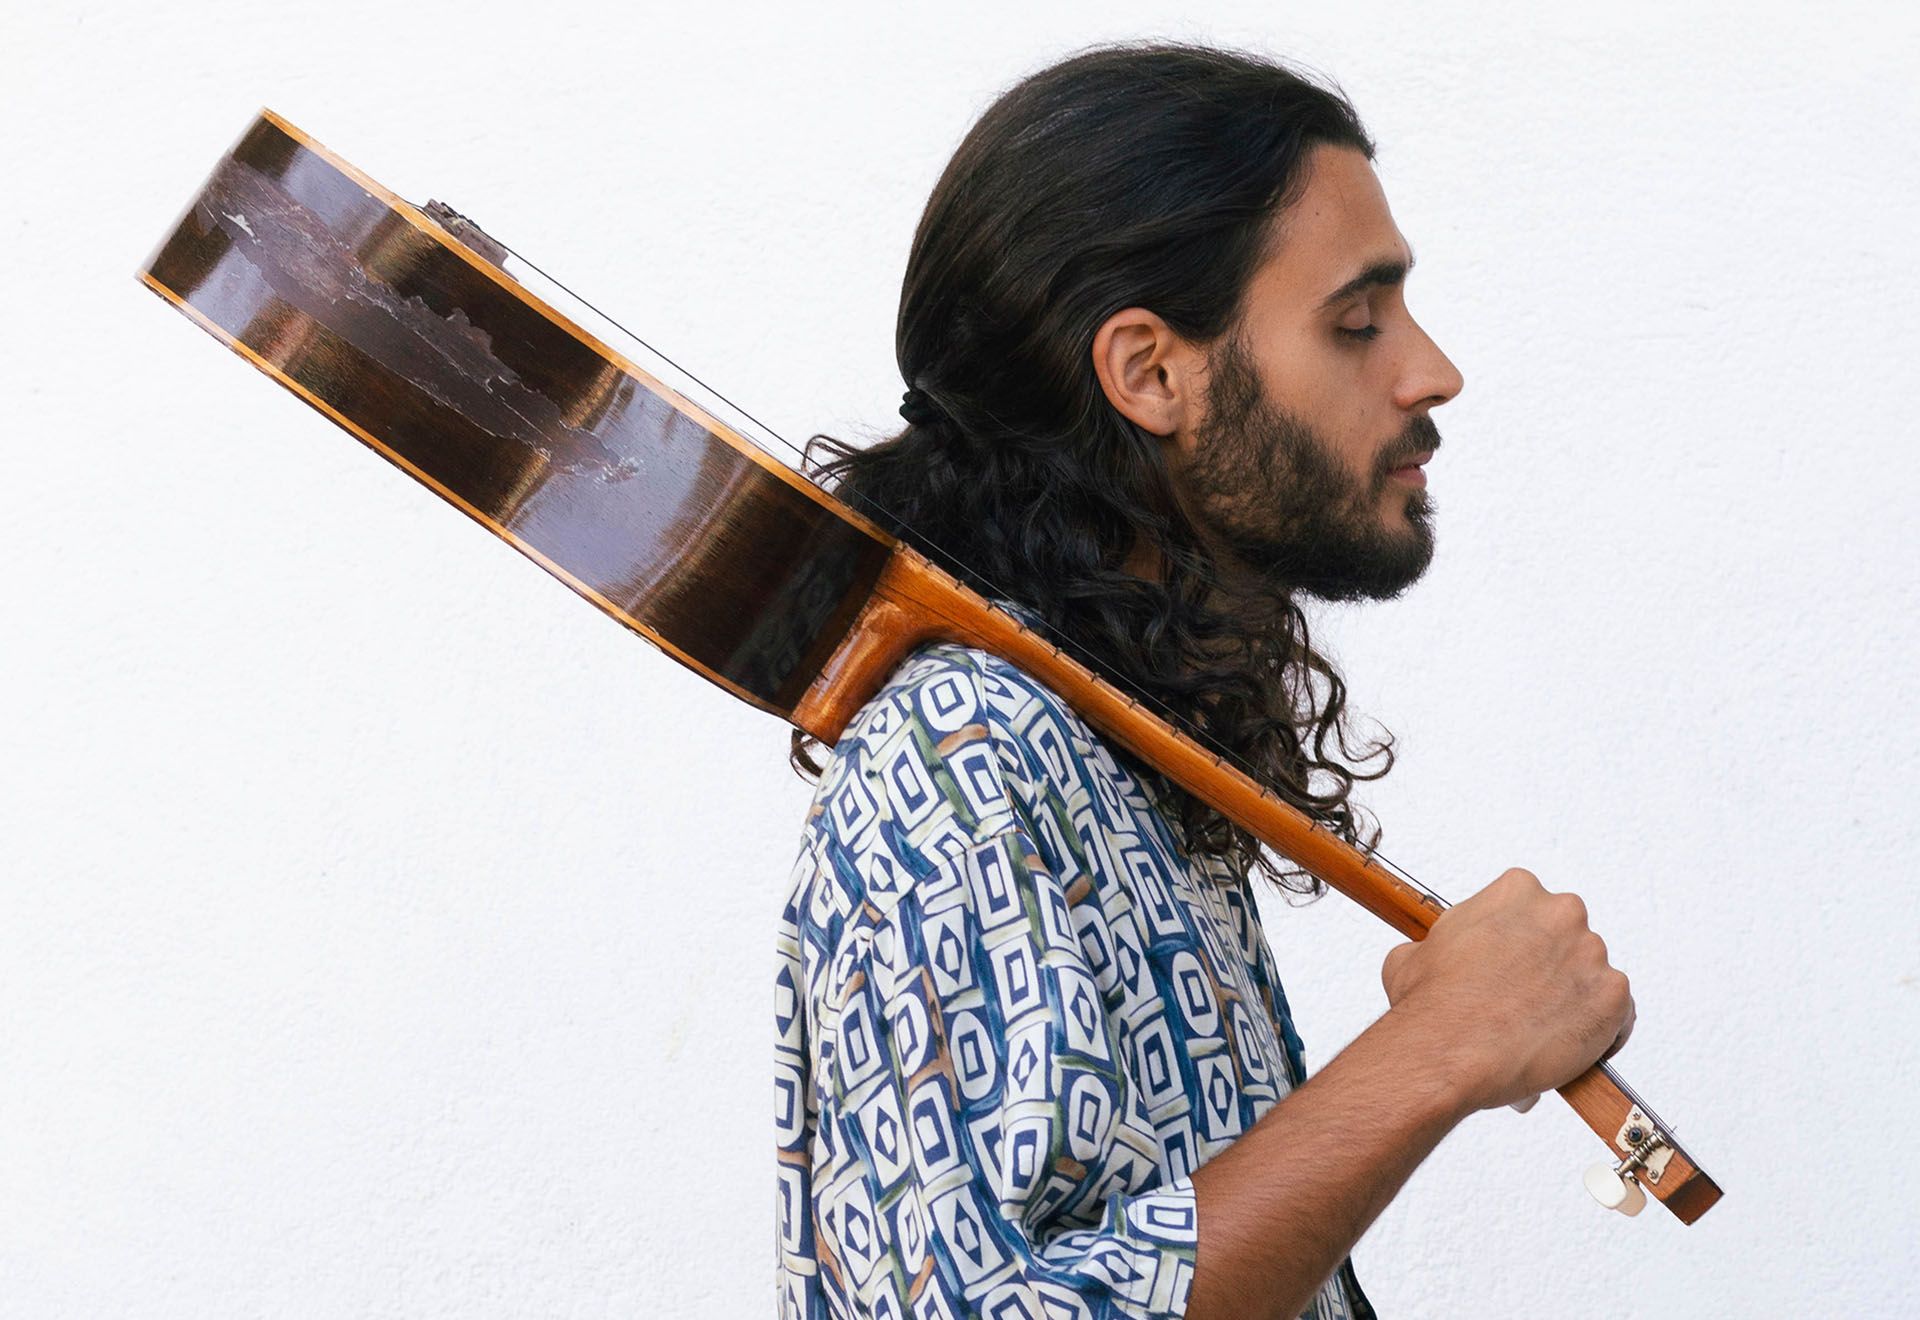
top-left (1373, 998), bottom-right (1495, 1122)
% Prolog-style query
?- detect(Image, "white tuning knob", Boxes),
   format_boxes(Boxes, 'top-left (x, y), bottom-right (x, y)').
top-left (1584, 1161), bottom-right (1648, 1216)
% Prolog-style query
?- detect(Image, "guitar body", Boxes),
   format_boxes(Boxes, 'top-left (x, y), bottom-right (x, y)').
top-left (141, 111), bottom-right (1720, 1225)
top-left (144, 110), bottom-right (896, 721)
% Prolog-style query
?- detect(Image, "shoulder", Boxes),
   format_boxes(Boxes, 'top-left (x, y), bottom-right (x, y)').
top-left (810, 641), bottom-right (1036, 862)
top-left (798, 637), bottom-right (1171, 904)
top-left (836, 638), bottom-right (1130, 822)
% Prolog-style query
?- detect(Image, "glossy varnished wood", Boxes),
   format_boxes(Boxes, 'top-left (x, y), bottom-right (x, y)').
top-left (142, 111), bottom-right (892, 716)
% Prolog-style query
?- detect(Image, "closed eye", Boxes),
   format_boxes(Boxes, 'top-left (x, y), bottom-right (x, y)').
top-left (1337, 324), bottom-right (1382, 342)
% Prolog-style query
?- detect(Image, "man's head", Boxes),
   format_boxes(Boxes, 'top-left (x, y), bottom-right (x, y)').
top-left (1092, 142), bottom-right (1463, 602)
top-left (802, 41), bottom-right (1455, 887)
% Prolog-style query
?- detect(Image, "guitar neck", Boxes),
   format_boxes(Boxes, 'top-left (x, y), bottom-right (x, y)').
top-left (796, 545), bottom-right (1455, 934)
top-left (793, 545), bottom-right (1722, 1224)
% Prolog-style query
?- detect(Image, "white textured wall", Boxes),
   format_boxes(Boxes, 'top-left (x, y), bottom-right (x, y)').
top-left (6, 2), bottom-right (1916, 1315)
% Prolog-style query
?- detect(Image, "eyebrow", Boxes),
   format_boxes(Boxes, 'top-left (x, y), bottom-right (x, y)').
top-left (1315, 245), bottom-right (1417, 312)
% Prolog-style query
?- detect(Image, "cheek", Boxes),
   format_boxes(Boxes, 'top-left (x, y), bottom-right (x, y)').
top-left (1281, 350), bottom-right (1367, 430)
top-left (1317, 405), bottom-right (1387, 482)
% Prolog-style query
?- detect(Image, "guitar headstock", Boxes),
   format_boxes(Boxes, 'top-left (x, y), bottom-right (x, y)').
top-left (1566, 1064), bottom-right (1721, 1224)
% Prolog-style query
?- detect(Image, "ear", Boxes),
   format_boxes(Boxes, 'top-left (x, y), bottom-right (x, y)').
top-left (1090, 308), bottom-right (1207, 440)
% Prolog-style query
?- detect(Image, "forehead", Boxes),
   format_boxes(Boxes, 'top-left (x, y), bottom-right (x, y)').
top-left (1245, 144), bottom-right (1411, 316)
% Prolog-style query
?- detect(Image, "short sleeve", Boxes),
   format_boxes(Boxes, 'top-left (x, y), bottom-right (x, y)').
top-left (814, 828), bottom-right (1197, 1319)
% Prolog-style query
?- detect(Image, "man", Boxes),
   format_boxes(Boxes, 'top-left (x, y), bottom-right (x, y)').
top-left (774, 41), bottom-right (1632, 1320)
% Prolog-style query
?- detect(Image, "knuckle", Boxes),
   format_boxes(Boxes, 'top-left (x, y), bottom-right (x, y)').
top-left (1553, 891), bottom-right (1590, 928)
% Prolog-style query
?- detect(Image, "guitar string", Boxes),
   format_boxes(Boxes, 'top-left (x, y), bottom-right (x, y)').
top-left (481, 233), bottom-right (1703, 1149)
top-left (485, 230), bottom-right (1452, 909)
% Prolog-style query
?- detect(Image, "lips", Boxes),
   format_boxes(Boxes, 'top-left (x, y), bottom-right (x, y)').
top-left (1384, 450), bottom-right (1432, 488)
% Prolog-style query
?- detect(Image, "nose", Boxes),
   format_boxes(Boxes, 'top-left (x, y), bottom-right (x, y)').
top-left (1396, 316), bottom-right (1464, 413)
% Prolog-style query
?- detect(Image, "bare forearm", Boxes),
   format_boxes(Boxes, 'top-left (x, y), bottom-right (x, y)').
top-left (1186, 1006), bottom-right (1473, 1320)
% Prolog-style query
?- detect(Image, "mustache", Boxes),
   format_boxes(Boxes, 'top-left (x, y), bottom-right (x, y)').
top-left (1379, 414), bottom-right (1443, 471)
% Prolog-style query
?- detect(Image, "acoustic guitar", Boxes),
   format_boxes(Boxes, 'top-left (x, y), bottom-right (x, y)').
top-left (139, 109), bottom-right (1721, 1225)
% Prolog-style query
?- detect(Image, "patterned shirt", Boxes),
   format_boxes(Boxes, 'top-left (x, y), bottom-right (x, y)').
top-left (774, 631), bottom-right (1371, 1319)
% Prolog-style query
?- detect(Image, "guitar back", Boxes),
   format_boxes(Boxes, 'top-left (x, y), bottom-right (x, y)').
top-left (141, 111), bottom-right (895, 722)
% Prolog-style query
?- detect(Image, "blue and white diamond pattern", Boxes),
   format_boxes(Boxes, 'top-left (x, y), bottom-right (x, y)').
top-left (776, 640), bottom-right (1361, 1320)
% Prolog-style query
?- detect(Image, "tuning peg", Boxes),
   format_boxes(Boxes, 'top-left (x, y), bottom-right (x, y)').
top-left (1584, 1160), bottom-right (1647, 1216)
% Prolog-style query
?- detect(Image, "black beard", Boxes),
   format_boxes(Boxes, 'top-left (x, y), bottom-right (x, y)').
top-left (1181, 334), bottom-right (1440, 603)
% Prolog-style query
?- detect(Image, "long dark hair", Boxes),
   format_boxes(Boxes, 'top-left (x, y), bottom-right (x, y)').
top-left (794, 41), bottom-right (1395, 895)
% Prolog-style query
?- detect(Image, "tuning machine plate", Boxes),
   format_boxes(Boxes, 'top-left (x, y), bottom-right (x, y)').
top-left (1584, 1106), bottom-right (1675, 1216)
